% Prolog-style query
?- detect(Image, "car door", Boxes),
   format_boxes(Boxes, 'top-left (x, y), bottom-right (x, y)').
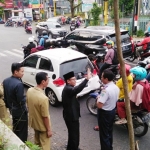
top-left (22, 55), bottom-right (40, 86)
top-left (36, 56), bottom-right (54, 84)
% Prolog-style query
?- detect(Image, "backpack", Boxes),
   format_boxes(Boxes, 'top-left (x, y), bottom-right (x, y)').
top-left (112, 48), bottom-right (119, 65)
top-left (137, 80), bottom-right (150, 112)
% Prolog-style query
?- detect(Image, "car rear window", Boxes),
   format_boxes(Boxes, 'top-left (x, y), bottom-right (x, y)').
top-left (60, 58), bottom-right (93, 79)
top-left (109, 31), bottom-right (131, 44)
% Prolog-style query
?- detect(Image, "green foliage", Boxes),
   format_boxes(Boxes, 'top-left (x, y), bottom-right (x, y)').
top-left (136, 30), bottom-right (144, 37)
top-left (110, 9), bottom-right (123, 19)
top-left (0, 0), bottom-right (4, 18)
top-left (109, 0), bottom-right (134, 16)
top-left (90, 3), bottom-right (102, 26)
top-left (25, 141), bottom-right (42, 150)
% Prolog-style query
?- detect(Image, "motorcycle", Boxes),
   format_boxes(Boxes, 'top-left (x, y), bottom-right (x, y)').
top-left (70, 23), bottom-right (76, 31)
top-left (127, 41), bottom-right (150, 62)
top-left (25, 25), bottom-right (32, 34)
top-left (4, 20), bottom-right (14, 27)
top-left (86, 89), bottom-right (150, 137)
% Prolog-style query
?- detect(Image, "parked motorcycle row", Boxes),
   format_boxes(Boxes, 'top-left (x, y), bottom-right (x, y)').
top-left (4, 19), bottom-right (32, 34)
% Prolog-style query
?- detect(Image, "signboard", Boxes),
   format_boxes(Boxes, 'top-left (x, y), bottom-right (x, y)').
top-left (24, 8), bottom-right (33, 18)
top-left (82, 3), bottom-right (93, 12)
top-left (82, 0), bottom-right (95, 4)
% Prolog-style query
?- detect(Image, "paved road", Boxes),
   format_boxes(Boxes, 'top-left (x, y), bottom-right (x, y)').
top-left (0, 24), bottom-right (150, 150)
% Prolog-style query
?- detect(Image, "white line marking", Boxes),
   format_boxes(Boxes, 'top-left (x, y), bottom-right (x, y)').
top-left (0, 52), bottom-right (7, 57)
top-left (4, 51), bottom-right (23, 58)
top-left (12, 49), bottom-right (23, 54)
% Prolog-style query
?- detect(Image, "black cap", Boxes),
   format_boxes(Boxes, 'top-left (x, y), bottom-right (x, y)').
top-left (63, 71), bottom-right (74, 80)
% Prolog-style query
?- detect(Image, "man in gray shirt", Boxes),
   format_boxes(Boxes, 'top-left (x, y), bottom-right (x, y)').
top-left (97, 70), bottom-right (119, 150)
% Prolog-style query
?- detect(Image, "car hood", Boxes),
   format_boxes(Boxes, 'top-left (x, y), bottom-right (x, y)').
top-left (49, 28), bottom-right (67, 32)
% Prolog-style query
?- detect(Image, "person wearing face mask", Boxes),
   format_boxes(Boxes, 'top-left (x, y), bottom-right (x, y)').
top-left (115, 66), bottom-right (148, 124)
top-left (62, 68), bottom-right (92, 150)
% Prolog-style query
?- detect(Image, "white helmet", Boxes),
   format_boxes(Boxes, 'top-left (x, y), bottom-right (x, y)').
top-left (28, 37), bottom-right (34, 42)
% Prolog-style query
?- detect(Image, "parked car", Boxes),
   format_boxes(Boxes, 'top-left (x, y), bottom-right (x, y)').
top-left (56, 26), bottom-right (133, 58)
top-left (21, 48), bottom-right (100, 106)
top-left (35, 21), bottom-right (68, 38)
top-left (46, 16), bottom-right (62, 24)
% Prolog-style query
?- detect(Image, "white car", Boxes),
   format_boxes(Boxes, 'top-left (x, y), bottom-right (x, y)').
top-left (21, 48), bottom-right (100, 106)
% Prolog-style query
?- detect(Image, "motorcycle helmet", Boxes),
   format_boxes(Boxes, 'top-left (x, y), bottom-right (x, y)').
top-left (28, 37), bottom-right (34, 43)
top-left (144, 31), bottom-right (150, 37)
top-left (42, 30), bottom-right (48, 36)
top-left (106, 40), bottom-right (114, 47)
top-left (130, 66), bottom-right (147, 81)
top-left (118, 64), bottom-right (131, 76)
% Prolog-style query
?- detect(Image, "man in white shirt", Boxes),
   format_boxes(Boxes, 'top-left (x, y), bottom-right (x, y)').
top-left (97, 70), bottom-right (119, 150)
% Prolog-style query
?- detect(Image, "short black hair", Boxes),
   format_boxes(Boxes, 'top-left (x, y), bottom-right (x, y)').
top-left (102, 70), bottom-right (114, 81)
top-left (35, 72), bottom-right (48, 85)
top-left (11, 63), bottom-right (23, 74)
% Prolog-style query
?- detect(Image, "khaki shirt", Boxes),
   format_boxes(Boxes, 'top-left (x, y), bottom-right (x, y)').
top-left (0, 85), bottom-right (5, 107)
top-left (26, 87), bottom-right (50, 131)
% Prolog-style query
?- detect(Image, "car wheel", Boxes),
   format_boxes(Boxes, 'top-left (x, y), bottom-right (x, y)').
top-left (46, 88), bottom-right (59, 107)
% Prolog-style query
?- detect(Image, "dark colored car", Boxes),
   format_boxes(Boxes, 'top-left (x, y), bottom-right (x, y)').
top-left (35, 21), bottom-right (68, 39)
top-left (56, 26), bottom-right (133, 58)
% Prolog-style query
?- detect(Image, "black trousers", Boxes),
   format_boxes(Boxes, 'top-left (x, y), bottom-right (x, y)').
top-left (64, 119), bottom-right (79, 150)
top-left (100, 63), bottom-right (111, 78)
top-left (98, 108), bottom-right (115, 150)
top-left (12, 113), bottom-right (28, 143)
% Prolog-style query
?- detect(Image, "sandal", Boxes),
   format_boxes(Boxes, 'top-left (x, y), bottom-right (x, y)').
top-left (93, 125), bottom-right (99, 131)
top-left (115, 119), bottom-right (127, 125)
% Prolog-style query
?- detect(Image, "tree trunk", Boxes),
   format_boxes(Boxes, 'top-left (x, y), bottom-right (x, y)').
top-left (70, 0), bottom-right (74, 18)
top-left (113, 0), bottom-right (136, 150)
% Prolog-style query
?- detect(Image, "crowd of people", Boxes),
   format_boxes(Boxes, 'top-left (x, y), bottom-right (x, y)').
top-left (0, 35), bottom-right (150, 150)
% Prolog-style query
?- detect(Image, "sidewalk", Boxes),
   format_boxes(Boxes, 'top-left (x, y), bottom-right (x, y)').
top-left (28, 127), bottom-right (67, 150)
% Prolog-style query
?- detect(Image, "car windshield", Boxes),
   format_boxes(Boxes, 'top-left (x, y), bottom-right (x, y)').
top-left (109, 31), bottom-right (131, 44)
top-left (47, 23), bottom-right (61, 28)
top-left (60, 58), bottom-right (93, 79)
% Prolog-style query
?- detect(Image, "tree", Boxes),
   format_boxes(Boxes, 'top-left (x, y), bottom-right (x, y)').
top-left (109, 0), bottom-right (134, 16)
top-left (67, 0), bottom-right (83, 18)
top-left (90, 3), bottom-right (102, 26)
top-left (0, 0), bottom-right (4, 18)
top-left (113, 0), bottom-right (136, 150)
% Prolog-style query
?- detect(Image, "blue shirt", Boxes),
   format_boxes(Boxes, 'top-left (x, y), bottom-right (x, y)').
top-left (39, 35), bottom-right (49, 46)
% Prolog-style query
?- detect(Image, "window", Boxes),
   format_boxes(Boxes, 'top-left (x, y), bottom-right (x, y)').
top-left (23, 55), bottom-right (39, 68)
top-left (78, 31), bottom-right (91, 41)
top-left (60, 58), bottom-right (93, 79)
top-left (39, 58), bottom-right (53, 71)
top-left (66, 32), bottom-right (79, 40)
top-left (91, 33), bottom-right (103, 41)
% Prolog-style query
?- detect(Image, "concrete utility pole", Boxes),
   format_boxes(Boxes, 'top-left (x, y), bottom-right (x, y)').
top-left (137, 0), bottom-right (141, 31)
top-left (113, 0), bottom-right (136, 149)
top-left (133, 0), bottom-right (138, 34)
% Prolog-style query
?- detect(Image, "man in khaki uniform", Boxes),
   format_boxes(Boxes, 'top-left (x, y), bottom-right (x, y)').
top-left (26, 72), bottom-right (52, 150)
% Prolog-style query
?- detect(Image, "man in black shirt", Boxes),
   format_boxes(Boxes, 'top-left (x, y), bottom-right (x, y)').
top-left (3, 63), bottom-right (28, 142)
top-left (62, 68), bottom-right (91, 150)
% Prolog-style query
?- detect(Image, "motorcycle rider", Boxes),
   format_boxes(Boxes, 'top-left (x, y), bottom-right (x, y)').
top-left (24, 37), bottom-right (36, 58)
top-left (39, 31), bottom-right (49, 49)
top-left (99, 40), bottom-right (115, 78)
top-left (24, 19), bottom-right (30, 29)
top-left (136, 31), bottom-right (150, 60)
top-left (115, 66), bottom-right (147, 124)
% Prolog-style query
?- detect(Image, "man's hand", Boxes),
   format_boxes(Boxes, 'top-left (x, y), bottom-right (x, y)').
top-left (86, 68), bottom-right (92, 80)
top-left (47, 130), bottom-right (52, 138)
